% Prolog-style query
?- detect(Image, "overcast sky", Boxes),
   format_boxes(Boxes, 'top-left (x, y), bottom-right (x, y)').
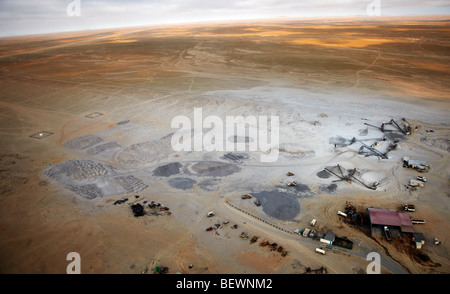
top-left (0, 0), bottom-right (449, 37)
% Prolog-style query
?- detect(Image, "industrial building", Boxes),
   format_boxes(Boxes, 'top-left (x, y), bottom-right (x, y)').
top-left (320, 232), bottom-right (336, 245)
top-left (319, 231), bottom-right (353, 249)
top-left (367, 208), bottom-right (414, 238)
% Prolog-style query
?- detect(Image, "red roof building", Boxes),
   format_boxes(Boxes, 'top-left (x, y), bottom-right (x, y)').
top-left (368, 208), bottom-right (414, 234)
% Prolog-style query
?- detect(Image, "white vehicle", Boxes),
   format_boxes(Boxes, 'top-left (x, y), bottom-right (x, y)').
top-left (315, 248), bottom-right (326, 255)
top-left (337, 211), bottom-right (348, 218)
top-left (207, 211), bottom-right (215, 217)
top-left (417, 176), bottom-right (426, 182)
top-left (411, 219), bottom-right (426, 224)
top-left (409, 179), bottom-right (424, 188)
top-left (303, 228), bottom-right (311, 237)
top-left (310, 219), bottom-right (317, 227)
top-left (403, 204), bottom-right (416, 212)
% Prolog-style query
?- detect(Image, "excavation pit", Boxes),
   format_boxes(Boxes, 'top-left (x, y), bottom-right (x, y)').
top-left (152, 162), bottom-right (182, 177)
top-left (252, 190), bottom-right (300, 221)
top-left (168, 177), bottom-right (196, 190)
top-left (187, 161), bottom-right (240, 177)
top-left (320, 183), bottom-right (338, 193)
top-left (198, 179), bottom-right (221, 191)
top-left (316, 169), bottom-right (332, 179)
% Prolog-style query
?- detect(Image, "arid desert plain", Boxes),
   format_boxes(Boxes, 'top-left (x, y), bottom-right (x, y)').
top-left (0, 16), bottom-right (449, 274)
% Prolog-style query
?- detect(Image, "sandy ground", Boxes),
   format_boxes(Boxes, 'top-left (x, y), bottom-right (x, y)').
top-left (0, 17), bottom-right (449, 274)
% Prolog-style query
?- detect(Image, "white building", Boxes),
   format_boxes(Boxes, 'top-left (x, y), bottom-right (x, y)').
top-left (413, 233), bottom-right (425, 249)
top-left (320, 232), bottom-right (336, 245)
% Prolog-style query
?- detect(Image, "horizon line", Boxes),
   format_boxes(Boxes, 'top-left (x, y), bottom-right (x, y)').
top-left (1, 13), bottom-right (449, 39)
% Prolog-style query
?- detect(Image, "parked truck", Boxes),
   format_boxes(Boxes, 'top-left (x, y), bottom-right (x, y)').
top-left (337, 211), bottom-right (348, 218)
top-left (403, 157), bottom-right (429, 172)
top-left (403, 204), bottom-right (416, 212)
top-left (384, 226), bottom-right (392, 241)
top-left (417, 176), bottom-right (426, 182)
top-left (315, 248), bottom-right (326, 255)
top-left (303, 228), bottom-right (311, 237)
top-left (409, 179), bottom-right (425, 188)
top-left (411, 219), bottom-right (426, 224)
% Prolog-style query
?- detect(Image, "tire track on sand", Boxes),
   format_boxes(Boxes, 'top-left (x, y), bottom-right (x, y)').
top-left (146, 206), bottom-right (217, 273)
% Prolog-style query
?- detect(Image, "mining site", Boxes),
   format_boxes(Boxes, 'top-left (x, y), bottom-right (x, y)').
top-left (0, 16), bottom-right (449, 274)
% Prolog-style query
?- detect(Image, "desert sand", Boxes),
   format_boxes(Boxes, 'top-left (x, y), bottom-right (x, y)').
top-left (0, 17), bottom-right (449, 274)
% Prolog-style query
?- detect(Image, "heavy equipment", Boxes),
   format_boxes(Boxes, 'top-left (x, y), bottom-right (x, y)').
top-left (324, 164), bottom-right (378, 190)
top-left (287, 181), bottom-right (297, 187)
top-left (240, 232), bottom-right (249, 239)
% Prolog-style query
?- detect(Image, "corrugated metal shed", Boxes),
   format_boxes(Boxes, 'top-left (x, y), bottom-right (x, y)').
top-left (368, 208), bottom-right (401, 226)
top-left (368, 208), bottom-right (414, 234)
top-left (320, 232), bottom-right (336, 244)
top-left (399, 212), bottom-right (414, 233)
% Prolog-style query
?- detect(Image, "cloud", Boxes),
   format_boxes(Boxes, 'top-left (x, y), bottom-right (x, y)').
top-left (0, 0), bottom-right (449, 36)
